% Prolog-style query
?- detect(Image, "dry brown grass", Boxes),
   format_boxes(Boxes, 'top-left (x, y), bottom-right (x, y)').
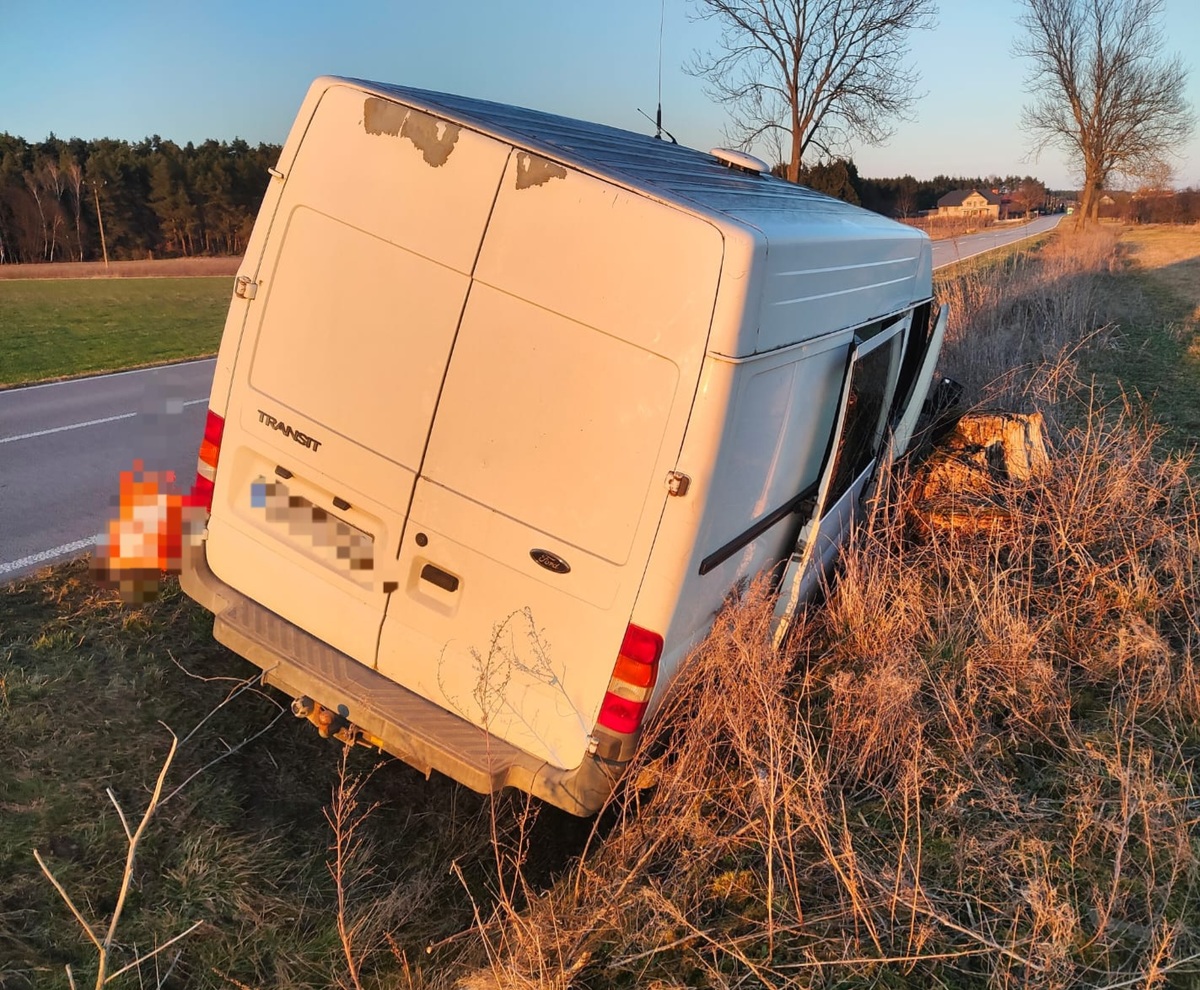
top-left (935, 226), bottom-right (1123, 404)
top-left (430, 225), bottom-right (1200, 988)
top-left (0, 257), bottom-right (241, 280)
top-left (901, 215), bottom-right (1023, 241)
top-left (445, 402), bottom-right (1200, 990)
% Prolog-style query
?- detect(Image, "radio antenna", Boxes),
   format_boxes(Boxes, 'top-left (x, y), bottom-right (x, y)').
top-left (644, 0), bottom-right (677, 142)
top-left (656, 0), bottom-right (665, 139)
top-left (637, 107), bottom-right (677, 144)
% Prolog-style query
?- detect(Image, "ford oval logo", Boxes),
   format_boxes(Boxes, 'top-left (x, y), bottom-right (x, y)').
top-left (530, 549), bottom-right (570, 574)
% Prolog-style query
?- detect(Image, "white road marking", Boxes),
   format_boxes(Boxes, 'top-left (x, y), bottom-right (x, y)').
top-left (0, 412), bottom-right (137, 444)
top-left (0, 536), bottom-right (99, 576)
top-left (2, 357), bottom-right (216, 393)
top-left (0, 398), bottom-right (208, 445)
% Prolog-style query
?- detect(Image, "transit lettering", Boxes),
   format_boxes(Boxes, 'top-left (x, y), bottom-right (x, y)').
top-left (256, 409), bottom-right (323, 451)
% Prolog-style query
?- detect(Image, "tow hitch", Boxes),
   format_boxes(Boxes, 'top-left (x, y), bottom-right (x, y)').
top-left (291, 695), bottom-right (385, 751)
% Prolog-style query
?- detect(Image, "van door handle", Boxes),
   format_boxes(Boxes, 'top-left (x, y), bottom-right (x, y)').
top-left (420, 564), bottom-right (459, 593)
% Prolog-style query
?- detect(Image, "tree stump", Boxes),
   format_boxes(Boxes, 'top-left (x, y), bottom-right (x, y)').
top-left (912, 412), bottom-right (1050, 535)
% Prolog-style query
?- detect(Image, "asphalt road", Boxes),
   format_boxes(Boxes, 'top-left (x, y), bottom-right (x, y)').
top-left (931, 213), bottom-right (1063, 269)
top-left (0, 359), bottom-right (215, 581)
top-left (0, 216), bottom-right (1066, 583)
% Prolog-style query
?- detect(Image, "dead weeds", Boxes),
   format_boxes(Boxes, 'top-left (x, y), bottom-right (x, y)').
top-left (440, 225), bottom-right (1200, 988)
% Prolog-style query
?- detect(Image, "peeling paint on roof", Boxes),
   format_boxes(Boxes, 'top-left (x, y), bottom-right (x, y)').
top-left (363, 97), bottom-right (461, 167)
top-left (515, 152), bottom-right (567, 190)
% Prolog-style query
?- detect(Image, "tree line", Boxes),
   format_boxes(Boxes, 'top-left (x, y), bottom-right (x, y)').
top-left (790, 160), bottom-right (1058, 217)
top-left (803, 157), bottom-right (1200, 224)
top-left (0, 133), bottom-right (281, 265)
top-left (2, 125), bottom-right (1194, 268)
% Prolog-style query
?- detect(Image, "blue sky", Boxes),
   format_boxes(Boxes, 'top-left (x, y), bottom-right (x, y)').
top-left (1, 0), bottom-right (1197, 189)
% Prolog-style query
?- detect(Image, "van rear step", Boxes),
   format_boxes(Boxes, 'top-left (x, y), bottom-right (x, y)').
top-left (213, 595), bottom-right (534, 791)
top-left (181, 543), bottom-right (621, 814)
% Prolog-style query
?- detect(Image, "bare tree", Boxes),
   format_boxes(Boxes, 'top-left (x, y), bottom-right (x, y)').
top-left (895, 175), bottom-right (919, 218)
top-left (1017, 0), bottom-right (1194, 223)
top-left (689, 0), bottom-right (937, 183)
top-left (41, 160), bottom-right (66, 261)
top-left (65, 159), bottom-right (85, 262)
top-left (23, 170), bottom-right (49, 260)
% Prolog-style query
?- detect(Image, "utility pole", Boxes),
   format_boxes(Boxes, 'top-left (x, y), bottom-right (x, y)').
top-left (91, 181), bottom-right (109, 268)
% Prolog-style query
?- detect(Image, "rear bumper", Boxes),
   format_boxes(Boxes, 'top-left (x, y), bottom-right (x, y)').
top-left (179, 539), bottom-right (624, 816)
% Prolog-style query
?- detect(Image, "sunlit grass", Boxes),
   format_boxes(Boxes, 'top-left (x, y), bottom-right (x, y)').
top-left (0, 278), bottom-right (229, 386)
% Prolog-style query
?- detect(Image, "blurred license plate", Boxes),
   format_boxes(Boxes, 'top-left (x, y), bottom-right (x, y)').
top-left (250, 479), bottom-right (373, 571)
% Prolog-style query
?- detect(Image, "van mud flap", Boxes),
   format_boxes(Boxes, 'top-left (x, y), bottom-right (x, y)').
top-left (180, 541), bottom-right (623, 816)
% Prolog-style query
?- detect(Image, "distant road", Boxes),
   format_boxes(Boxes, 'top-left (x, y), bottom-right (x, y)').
top-left (0, 360), bottom-right (214, 581)
top-left (0, 216), bottom-right (1067, 583)
top-left (932, 214), bottom-right (1063, 270)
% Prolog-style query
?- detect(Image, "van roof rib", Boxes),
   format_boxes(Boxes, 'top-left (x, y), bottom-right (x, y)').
top-left (341, 77), bottom-right (896, 227)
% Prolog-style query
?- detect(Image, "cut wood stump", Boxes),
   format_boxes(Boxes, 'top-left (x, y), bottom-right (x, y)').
top-left (911, 412), bottom-right (1050, 535)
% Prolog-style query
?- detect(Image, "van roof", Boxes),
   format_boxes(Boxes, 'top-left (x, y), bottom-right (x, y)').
top-left (335, 76), bottom-right (922, 242)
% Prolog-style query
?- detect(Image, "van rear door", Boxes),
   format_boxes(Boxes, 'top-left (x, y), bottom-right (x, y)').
top-left (204, 84), bottom-right (511, 663)
top-left (375, 156), bottom-right (723, 770)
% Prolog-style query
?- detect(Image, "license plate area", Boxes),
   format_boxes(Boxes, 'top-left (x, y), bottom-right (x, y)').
top-left (250, 478), bottom-right (374, 579)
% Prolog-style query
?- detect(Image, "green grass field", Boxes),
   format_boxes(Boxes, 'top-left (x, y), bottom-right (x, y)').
top-left (1083, 226), bottom-right (1200, 449)
top-left (0, 278), bottom-right (230, 387)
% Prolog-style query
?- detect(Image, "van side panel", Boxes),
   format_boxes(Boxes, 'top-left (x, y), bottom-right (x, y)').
top-left (704, 212), bottom-right (928, 358)
top-left (633, 224), bottom-right (929, 700)
top-left (755, 235), bottom-right (923, 354)
top-left (376, 157), bottom-right (724, 769)
top-left (691, 334), bottom-right (852, 564)
top-left (634, 338), bottom-right (847, 692)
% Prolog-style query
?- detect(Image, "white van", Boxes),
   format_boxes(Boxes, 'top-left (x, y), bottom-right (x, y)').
top-left (180, 76), bottom-right (945, 815)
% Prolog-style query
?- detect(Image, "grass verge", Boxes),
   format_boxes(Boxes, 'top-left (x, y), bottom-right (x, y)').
top-left (0, 278), bottom-right (230, 387)
top-left (0, 566), bottom-right (594, 988)
top-left (1080, 226), bottom-right (1200, 449)
top-left (2, 224), bottom-right (1199, 988)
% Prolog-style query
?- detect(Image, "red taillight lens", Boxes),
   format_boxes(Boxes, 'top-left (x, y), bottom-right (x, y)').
top-left (620, 624), bottom-right (664, 666)
top-left (597, 623), bottom-right (663, 735)
top-left (202, 409), bottom-right (225, 449)
top-left (191, 409), bottom-right (225, 511)
top-left (597, 693), bottom-right (649, 734)
top-left (191, 474), bottom-right (215, 508)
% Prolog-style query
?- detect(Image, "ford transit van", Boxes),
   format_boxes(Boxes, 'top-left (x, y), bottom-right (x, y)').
top-left (180, 76), bottom-right (946, 815)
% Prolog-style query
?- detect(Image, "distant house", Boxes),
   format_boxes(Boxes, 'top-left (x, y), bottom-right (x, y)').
top-left (937, 188), bottom-right (1002, 219)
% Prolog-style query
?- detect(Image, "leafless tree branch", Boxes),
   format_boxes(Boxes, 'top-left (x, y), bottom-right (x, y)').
top-left (689, 0), bottom-right (936, 181)
top-left (1016, 0), bottom-right (1194, 222)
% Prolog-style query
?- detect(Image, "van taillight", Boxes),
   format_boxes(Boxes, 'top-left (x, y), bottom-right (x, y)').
top-left (597, 624), bottom-right (663, 735)
top-left (191, 409), bottom-right (225, 511)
